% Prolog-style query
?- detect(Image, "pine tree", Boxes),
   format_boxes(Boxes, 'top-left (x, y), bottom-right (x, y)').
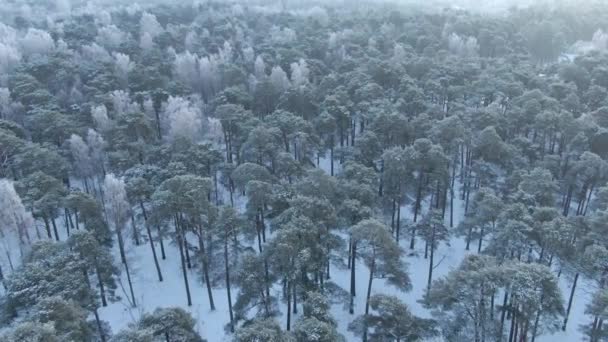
top-left (215, 206), bottom-right (242, 333)
top-left (293, 292), bottom-right (344, 342)
top-left (350, 219), bottom-right (411, 341)
top-left (234, 318), bottom-right (288, 342)
top-left (350, 294), bottom-right (436, 342)
top-left (103, 174), bottom-right (136, 307)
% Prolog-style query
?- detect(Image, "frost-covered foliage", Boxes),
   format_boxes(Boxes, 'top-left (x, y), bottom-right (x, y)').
top-left (270, 26), bottom-right (297, 44)
top-left (254, 55), bottom-right (266, 79)
top-left (139, 32), bottom-right (154, 51)
top-left (20, 28), bottom-right (55, 56)
top-left (448, 32), bottom-right (479, 57)
top-left (164, 96), bottom-right (203, 142)
top-left (290, 59), bottom-right (310, 87)
top-left (91, 105), bottom-right (111, 131)
top-left (174, 51), bottom-right (200, 90)
top-left (0, 179), bottom-right (34, 249)
top-left (97, 25), bottom-right (128, 49)
top-left (113, 52), bottom-right (134, 85)
top-left (68, 134), bottom-right (93, 180)
top-left (110, 90), bottom-right (138, 116)
top-left (103, 174), bottom-right (129, 231)
top-left (591, 29), bottom-right (608, 51)
top-left (0, 24), bottom-right (21, 85)
top-left (140, 12), bottom-right (163, 38)
top-left (270, 66), bottom-right (290, 93)
top-left (82, 43), bottom-right (112, 63)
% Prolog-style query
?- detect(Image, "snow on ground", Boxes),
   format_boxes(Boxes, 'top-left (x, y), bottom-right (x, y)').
top-left (95, 156), bottom-right (594, 341)
top-left (0, 154), bottom-right (590, 341)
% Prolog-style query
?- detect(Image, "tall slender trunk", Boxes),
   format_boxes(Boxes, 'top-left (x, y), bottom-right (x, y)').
top-left (363, 256), bottom-right (375, 342)
top-left (413, 173), bottom-right (423, 223)
top-left (224, 235), bottom-right (234, 332)
top-left (478, 225), bottom-right (485, 253)
top-left (64, 208), bottom-right (71, 237)
top-left (260, 209), bottom-right (267, 243)
top-left (330, 138), bottom-right (334, 177)
top-left (43, 216), bottom-right (52, 239)
top-left (349, 241), bottom-right (357, 314)
top-left (256, 213), bottom-right (263, 253)
top-left (293, 281), bottom-right (298, 314)
top-left (131, 214), bottom-right (140, 246)
top-left (562, 272), bottom-right (579, 330)
top-left (175, 215), bottom-right (192, 306)
top-left (391, 199), bottom-right (396, 234)
top-left (395, 195), bottom-right (401, 242)
top-left (450, 158), bottom-right (457, 227)
top-left (198, 226), bottom-right (216, 310)
top-left (117, 228), bottom-right (136, 307)
top-left (141, 202), bottom-right (162, 281)
top-left (466, 226), bottom-right (473, 250)
top-left (84, 268), bottom-right (106, 342)
top-left (146, 223), bottom-right (163, 282)
top-left (351, 119), bottom-right (356, 146)
top-left (96, 264), bottom-right (108, 307)
top-left (286, 280), bottom-right (291, 331)
top-left (51, 217), bottom-right (60, 241)
top-left (531, 308), bottom-right (541, 342)
top-left (0, 264), bottom-right (5, 290)
top-left (157, 226), bottom-right (166, 260)
top-left (583, 183), bottom-right (594, 216)
top-left (499, 291), bottom-right (509, 341)
top-left (427, 223), bottom-right (436, 293)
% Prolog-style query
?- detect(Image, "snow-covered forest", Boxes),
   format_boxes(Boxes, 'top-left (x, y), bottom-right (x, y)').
top-left (1, 0), bottom-right (608, 341)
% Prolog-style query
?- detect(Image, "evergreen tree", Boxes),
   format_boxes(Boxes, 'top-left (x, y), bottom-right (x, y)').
top-left (350, 294), bottom-right (436, 342)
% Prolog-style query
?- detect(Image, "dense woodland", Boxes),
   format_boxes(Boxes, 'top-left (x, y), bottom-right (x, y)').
top-left (1, 0), bottom-right (608, 341)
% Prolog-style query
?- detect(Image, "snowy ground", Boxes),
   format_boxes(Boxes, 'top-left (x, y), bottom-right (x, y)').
top-left (0, 156), bottom-right (594, 341)
top-left (98, 157), bottom-right (593, 342)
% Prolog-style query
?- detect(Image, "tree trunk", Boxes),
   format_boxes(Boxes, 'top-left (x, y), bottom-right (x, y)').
top-left (117, 228), bottom-right (136, 307)
top-left (363, 257), bottom-right (375, 342)
top-left (286, 280), bottom-right (291, 331)
top-left (51, 217), bottom-right (60, 241)
top-left (413, 174), bottom-right (423, 223)
top-left (583, 183), bottom-right (594, 216)
top-left (478, 225), bottom-right (485, 253)
top-left (531, 309), bottom-right (541, 342)
top-left (293, 281), bottom-right (298, 314)
top-left (176, 215), bottom-right (192, 306)
top-left (0, 264), bottom-right (5, 290)
top-left (224, 235), bottom-right (234, 332)
top-left (391, 199), bottom-right (396, 235)
top-left (395, 196), bottom-right (401, 242)
top-left (256, 213), bottom-right (263, 253)
top-left (330, 140), bottom-right (334, 177)
top-left (84, 268), bottom-right (106, 342)
top-left (562, 272), bottom-right (579, 330)
top-left (466, 226), bottom-right (473, 250)
top-left (96, 264), bottom-right (108, 307)
top-left (499, 291), bottom-right (509, 341)
top-left (64, 208), bottom-right (71, 237)
top-left (131, 214), bottom-right (140, 246)
top-left (43, 216), bottom-right (52, 239)
top-left (74, 211), bottom-right (80, 230)
top-left (349, 241), bottom-right (357, 314)
top-left (427, 223), bottom-right (436, 293)
top-left (145, 222), bottom-right (163, 282)
top-left (198, 226), bottom-right (216, 310)
top-left (260, 208), bottom-right (267, 243)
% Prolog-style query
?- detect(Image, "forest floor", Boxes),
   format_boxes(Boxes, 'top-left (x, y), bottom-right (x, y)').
top-left (93, 156), bottom-right (594, 341)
